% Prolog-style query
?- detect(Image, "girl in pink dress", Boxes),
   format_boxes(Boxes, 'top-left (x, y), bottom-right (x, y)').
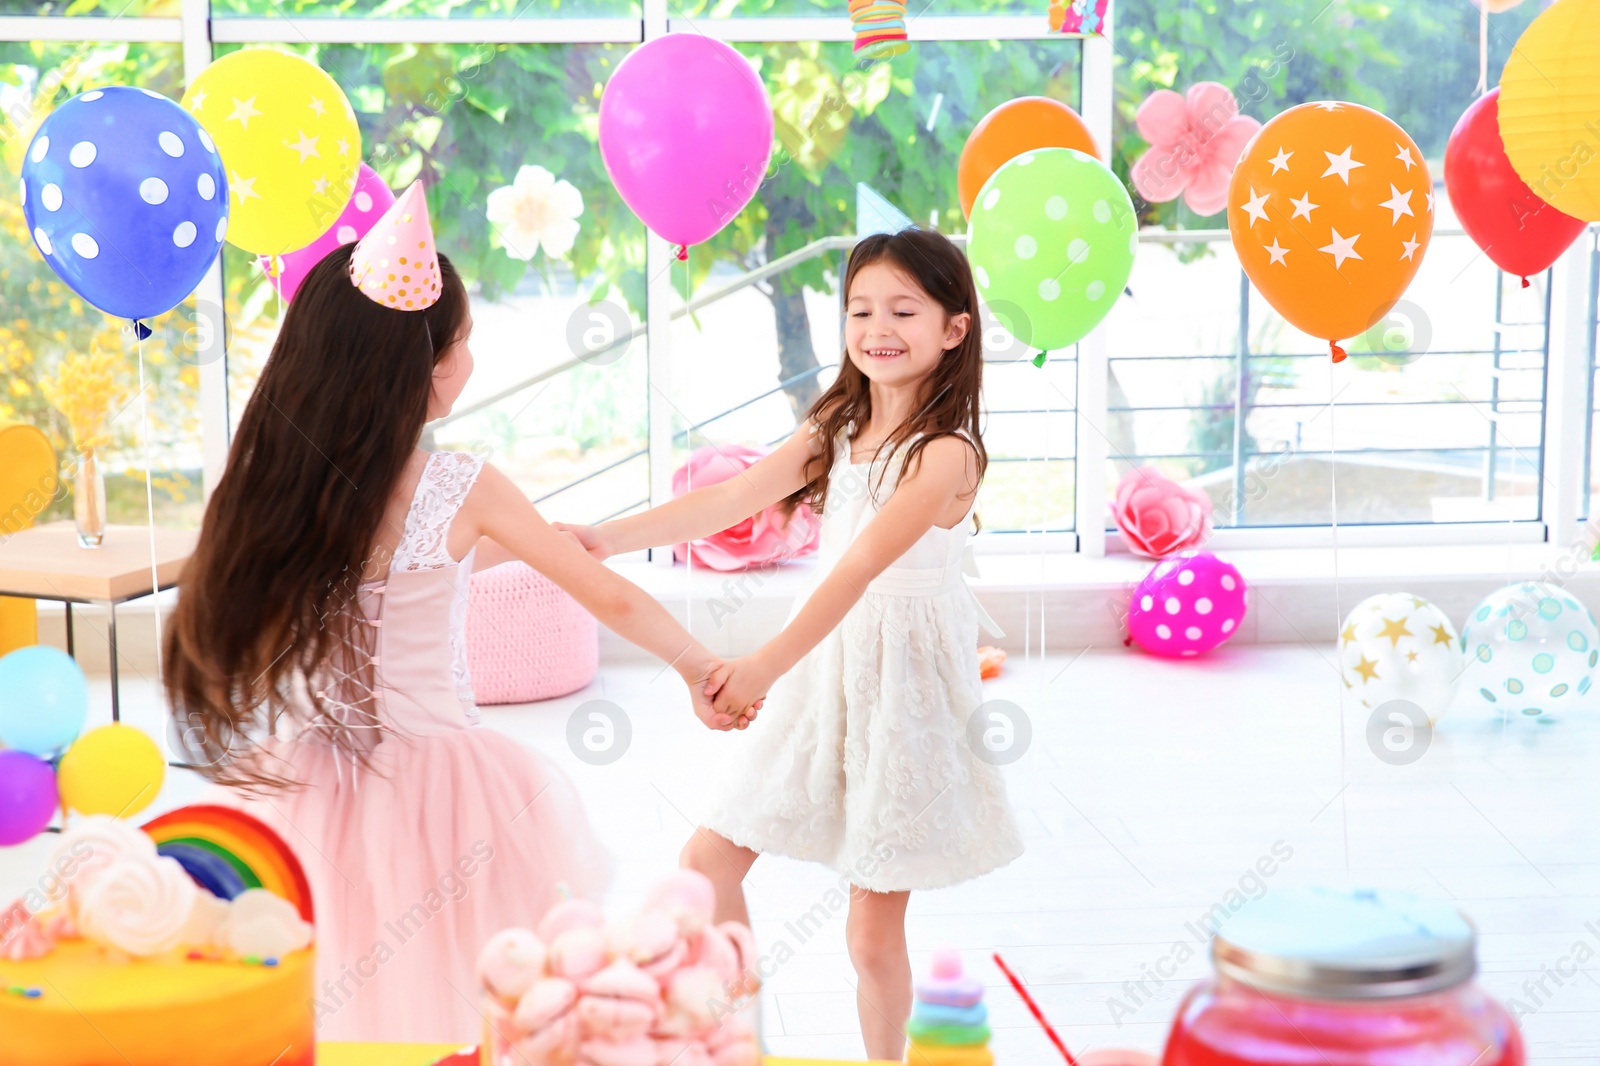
top-left (162, 185), bottom-right (757, 1044)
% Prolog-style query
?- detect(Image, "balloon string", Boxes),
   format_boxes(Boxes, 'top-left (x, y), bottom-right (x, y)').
top-left (1475, 0), bottom-right (1489, 95)
top-left (682, 243), bottom-right (692, 629)
top-left (137, 323), bottom-right (162, 716)
top-left (1329, 356), bottom-right (1348, 879)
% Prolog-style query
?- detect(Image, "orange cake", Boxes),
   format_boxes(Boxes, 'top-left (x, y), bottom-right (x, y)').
top-left (0, 805), bottom-right (315, 1066)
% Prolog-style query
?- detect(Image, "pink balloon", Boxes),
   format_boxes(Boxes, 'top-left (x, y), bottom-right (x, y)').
top-left (258, 163), bottom-right (395, 303)
top-left (1127, 551), bottom-right (1247, 658)
top-left (599, 35), bottom-right (774, 248)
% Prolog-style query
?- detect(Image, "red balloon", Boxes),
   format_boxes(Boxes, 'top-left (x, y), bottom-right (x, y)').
top-left (1444, 88), bottom-right (1586, 286)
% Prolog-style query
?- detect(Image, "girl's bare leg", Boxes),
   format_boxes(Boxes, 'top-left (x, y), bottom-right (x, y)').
top-left (846, 887), bottom-right (913, 1061)
top-left (680, 827), bottom-right (759, 926)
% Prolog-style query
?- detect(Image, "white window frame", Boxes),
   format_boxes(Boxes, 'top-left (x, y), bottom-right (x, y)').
top-left (3, 3), bottom-right (1593, 557)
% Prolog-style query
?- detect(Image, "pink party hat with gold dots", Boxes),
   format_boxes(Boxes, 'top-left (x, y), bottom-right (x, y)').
top-left (350, 180), bottom-right (442, 310)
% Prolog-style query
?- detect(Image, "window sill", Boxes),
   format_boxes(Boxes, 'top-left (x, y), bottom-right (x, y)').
top-left (602, 537), bottom-right (1600, 658)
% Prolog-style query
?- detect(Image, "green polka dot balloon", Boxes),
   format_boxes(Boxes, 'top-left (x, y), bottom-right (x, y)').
top-left (1460, 581), bottom-right (1600, 720)
top-left (966, 147), bottom-right (1136, 356)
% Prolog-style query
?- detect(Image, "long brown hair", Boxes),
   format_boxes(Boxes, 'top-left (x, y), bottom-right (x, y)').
top-left (163, 242), bottom-right (469, 790)
top-left (785, 227), bottom-right (986, 516)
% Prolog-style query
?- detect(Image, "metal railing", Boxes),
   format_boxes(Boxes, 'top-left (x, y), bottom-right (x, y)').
top-left (1108, 226), bottom-right (1554, 528)
top-left (437, 222), bottom-right (1583, 533)
top-left (436, 235), bottom-right (858, 429)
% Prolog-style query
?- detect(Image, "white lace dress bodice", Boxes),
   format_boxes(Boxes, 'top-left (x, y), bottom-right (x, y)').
top-left (374, 449), bottom-right (485, 724)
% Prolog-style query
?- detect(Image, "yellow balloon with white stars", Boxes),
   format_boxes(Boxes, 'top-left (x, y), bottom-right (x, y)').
top-left (1339, 592), bottom-right (1462, 724)
top-left (181, 48), bottom-right (362, 256)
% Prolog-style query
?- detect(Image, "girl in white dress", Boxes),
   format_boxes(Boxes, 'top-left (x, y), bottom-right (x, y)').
top-left (558, 228), bottom-right (1024, 1058)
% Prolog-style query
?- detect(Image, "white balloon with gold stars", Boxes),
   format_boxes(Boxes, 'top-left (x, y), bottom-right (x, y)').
top-left (1339, 592), bottom-right (1462, 723)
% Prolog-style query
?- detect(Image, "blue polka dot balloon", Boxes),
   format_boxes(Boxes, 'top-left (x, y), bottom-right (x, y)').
top-left (1460, 581), bottom-right (1600, 720)
top-left (20, 86), bottom-right (228, 322)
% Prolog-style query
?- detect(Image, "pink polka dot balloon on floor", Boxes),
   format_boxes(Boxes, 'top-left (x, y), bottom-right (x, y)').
top-left (1127, 550), bottom-right (1247, 658)
top-left (257, 163), bottom-right (394, 303)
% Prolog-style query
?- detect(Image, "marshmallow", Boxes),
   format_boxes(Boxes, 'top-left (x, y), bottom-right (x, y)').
top-left (477, 927), bottom-right (548, 1004)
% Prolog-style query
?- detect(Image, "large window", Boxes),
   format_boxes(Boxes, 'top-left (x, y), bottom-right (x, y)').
top-left (211, 0), bottom-right (639, 16)
top-left (1104, 0), bottom-right (1559, 537)
top-left (654, 38), bottom-right (1082, 536)
top-left (0, 40), bottom-right (204, 529)
top-left (5, 1), bottom-right (1597, 552)
top-left (1109, 231), bottom-right (1548, 531)
top-left (217, 40), bottom-right (649, 524)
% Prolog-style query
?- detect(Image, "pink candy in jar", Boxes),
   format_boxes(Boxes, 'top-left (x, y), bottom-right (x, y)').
top-left (1163, 887), bottom-right (1524, 1066)
top-left (1127, 551), bottom-right (1246, 658)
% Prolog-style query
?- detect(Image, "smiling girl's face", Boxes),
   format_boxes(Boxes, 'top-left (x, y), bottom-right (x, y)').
top-left (844, 260), bottom-right (969, 390)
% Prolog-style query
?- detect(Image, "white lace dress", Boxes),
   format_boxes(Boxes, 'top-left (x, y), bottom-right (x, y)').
top-left (701, 429), bottom-right (1025, 891)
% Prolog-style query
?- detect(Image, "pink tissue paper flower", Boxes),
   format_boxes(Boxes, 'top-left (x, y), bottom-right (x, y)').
top-left (672, 444), bottom-right (821, 571)
top-left (1111, 466), bottom-right (1213, 559)
top-left (1130, 82), bottom-right (1262, 217)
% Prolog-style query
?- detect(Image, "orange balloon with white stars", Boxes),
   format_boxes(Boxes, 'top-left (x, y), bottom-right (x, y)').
top-left (1228, 102), bottom-right (1433, 361)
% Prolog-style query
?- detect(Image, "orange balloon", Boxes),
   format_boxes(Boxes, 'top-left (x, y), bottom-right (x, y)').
top-left (1228, 102), bottom-right (1433, 361)
top-left (958, 97), bottom-right (1099, 219)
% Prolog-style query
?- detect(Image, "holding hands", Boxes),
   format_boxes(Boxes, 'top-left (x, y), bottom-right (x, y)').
top-left (556, 521), bottom-right (773, 732)
top-left (552, 521), bottom-right (609, 560)
top-left (702, 653), bottom-right (780, 723)
top-left (686, 657), bottom-right (764, 732)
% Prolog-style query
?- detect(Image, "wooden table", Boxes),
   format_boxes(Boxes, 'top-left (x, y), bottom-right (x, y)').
top-left (0, 521), bottom-right (196, 720)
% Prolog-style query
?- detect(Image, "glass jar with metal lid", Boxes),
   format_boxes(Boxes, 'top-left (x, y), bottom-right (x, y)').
top-left (1162, 886), bottom-right (1524, 1065)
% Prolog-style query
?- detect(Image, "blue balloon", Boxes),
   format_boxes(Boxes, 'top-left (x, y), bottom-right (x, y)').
top-left (20, 86), bottom-right (229, 321)
top-left (0, 645), bottom-right (89, 756)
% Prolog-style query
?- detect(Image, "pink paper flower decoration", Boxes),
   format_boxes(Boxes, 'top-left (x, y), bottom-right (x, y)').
top-left (1130, 82), bottom-right (1262, 217)
top-left (672, 444), bottom-right (821, 571)
top-left (1111, 466), bottom-right (1213, 559)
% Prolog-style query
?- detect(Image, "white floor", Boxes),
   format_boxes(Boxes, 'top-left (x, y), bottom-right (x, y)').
top-left (4, 645), bottom-right (1599, 1062)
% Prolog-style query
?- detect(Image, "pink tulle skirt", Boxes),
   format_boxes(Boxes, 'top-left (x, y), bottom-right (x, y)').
top-left (212, 725), bottom-right (612, 1043)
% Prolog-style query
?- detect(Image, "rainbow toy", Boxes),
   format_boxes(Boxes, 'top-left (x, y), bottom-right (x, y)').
top-left (849, 0), bottom-right (909, 57)
top-left (141, 805), bottom-right (314, 923)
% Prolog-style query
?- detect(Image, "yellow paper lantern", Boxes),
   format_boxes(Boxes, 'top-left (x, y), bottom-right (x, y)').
top-left (58, 724), bottom-right (166, 818)
top-left (1499, 0), bottom-right (1600, 221)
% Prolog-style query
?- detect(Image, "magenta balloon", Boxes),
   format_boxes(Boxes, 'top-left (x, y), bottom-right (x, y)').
top-left (258, 164), bottom-right (396, 303)
top-left (0, 750), bottom-right (58, 845)
top-left (1127, 550), bottom-right (1248, 658)
top-left (599, 35), bottom-right (774, 247)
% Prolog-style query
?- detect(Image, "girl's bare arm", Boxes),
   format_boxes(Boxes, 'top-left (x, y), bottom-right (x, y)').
top-left (708, 435), bottom-right (978, 714)
top-left (461, 462), bottom-right (753, 728)
top-left (555, 422), bottom-right (817, 558)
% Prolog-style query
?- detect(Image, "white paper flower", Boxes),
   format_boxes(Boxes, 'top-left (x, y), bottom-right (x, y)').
top-left (485, 165), bottom-right (583, 261)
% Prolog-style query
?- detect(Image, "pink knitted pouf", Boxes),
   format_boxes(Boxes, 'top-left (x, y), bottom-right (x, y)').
top-left (466, 561), bottom-right (598, 705)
